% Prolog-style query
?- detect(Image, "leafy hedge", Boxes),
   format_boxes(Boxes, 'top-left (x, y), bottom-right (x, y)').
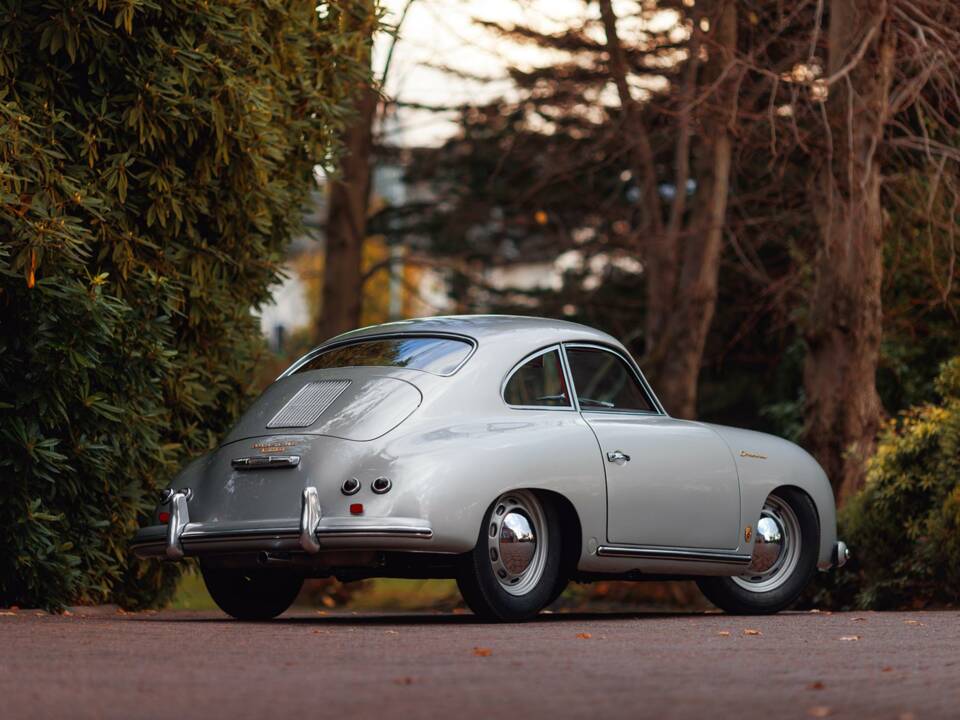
top-left (816, 357), bottom-right (960, 609)
top-left (0, 0), bottom-right (369, 609)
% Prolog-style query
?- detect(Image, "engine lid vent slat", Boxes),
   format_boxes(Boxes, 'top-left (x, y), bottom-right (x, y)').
top-left (266, 380), bottom-right (351, 428)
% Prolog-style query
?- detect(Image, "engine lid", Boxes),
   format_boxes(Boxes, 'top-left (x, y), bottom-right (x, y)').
top-left (222, 370), bottom-right (423, 444)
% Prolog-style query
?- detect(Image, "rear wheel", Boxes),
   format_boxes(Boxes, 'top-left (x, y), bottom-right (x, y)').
top-left (457, 490), bottom-right (563, 622)
top-left (200, 563), bottom-right (303, 621)
top-left (696, 488), bottom-right (818, 614)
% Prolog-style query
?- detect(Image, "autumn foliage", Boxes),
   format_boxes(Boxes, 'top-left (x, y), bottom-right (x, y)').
top-left (819, 358), bottom-right (960, 609)
top-left (0, 1), bottom-right (367, 609)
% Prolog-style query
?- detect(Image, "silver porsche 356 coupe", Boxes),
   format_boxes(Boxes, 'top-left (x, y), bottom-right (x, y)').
top-left (133, 315), bottom-right (848, 621)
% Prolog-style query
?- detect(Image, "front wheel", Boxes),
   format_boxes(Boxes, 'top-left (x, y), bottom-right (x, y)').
top-left (200, 563), bottom-right (303, 620)
top-left (696, 487), bottom-right (819, 614)
top-left (457, 490), bottom-right (564, 622)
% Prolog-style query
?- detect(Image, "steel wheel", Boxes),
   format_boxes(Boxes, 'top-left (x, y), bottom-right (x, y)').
top-left (732, 494), bottom-right (802, 593)
top-left (457, 489), bottom-right (563, 621)
top-left (486, 490), bottom-right (549, 597)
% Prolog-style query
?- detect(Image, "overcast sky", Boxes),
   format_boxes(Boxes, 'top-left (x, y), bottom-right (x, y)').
top-left (374, 0), bottom-right (594, 146)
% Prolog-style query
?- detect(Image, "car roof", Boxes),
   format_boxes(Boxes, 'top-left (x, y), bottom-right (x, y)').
top-left (320, 314), bottom-right (622, 348)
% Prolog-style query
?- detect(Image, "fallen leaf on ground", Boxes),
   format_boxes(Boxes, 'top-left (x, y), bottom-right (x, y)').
top-left (839, 635), bottom-right (861, 641)
top-left (904, 620), bottom-right (924, 626)
top-left (808, 706), bottom-right (831, 718)
top-left (393, 677), bottom-right (415, 686)
top-left (385, 630), bottom-right (399, 635)
top-left (61, 610), bottom-right (73, 617)
top-left (852, 617), bottom-right (866, 622)
top-left (576, 633), bottom-right (592, 639)
top-left (473, 647), bottom-right (493, 657)
top-left (743, 629), bottom-right (762, 636)
top-left (881, 666), bottom-right (894, 673)
top-left (808, 681), bottom-right (825, 690)
top-left (899, 712), bottom-right (917, 720)
top-left (717, 631), bottom-right (731, 637)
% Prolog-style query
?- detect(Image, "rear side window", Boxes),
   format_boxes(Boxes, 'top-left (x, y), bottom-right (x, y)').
top-left (565, 346), bottom-right (654, 412)
top-left (503, 349), bottom-right (571, 407)
top-left (292, 337), bottom-right (473, 376)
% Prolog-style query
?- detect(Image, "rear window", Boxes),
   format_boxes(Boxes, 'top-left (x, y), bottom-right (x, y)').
top-left (291, 336), bottom-right (473, 376)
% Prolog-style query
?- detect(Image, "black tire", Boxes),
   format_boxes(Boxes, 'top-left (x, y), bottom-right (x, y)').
top-left (696, 487), bottom-right (819, 614)
top-left (200, 563), bottom-right (303, 620)
top-left (457, 490), bottom-right (564, 622)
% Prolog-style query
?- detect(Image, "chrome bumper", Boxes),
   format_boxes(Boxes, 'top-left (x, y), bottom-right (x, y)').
top-left (132, 486), bottom-right (432, 559)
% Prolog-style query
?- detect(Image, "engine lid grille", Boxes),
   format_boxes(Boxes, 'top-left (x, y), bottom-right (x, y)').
top-left (266, 380), bottom-right (351, 429)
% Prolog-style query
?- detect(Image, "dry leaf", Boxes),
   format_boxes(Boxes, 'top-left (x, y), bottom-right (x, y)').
top-left (576, 632), bottom-right (592, 639)
top-left (393, 677), bottom-right (415, 686)
top-left (717, 631), bottom-right (731, 637)
top-left (903, 620), bottom-right (924, 626)
top-left (473, 647), bottom-right (493, 657)
top-left (385, 630), bottom-right (399, 635)
top-left (839, 635), bottom-right (860, 642)
top-left (881, 666), bottom-right (894, 673)
top-left (852, 617), bottom-right (866, 622)
top-left (808, 681), bottom-right (825, 691)
top-left (808, 706), bottom-right (831, 718)
top-left (743, 629), bottom-right (762, 636)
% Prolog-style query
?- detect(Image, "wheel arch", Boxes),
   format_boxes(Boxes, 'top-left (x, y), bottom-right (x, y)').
top-left (533, 488), bottom-right (582, 578)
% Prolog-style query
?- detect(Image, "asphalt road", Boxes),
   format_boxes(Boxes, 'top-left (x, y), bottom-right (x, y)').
top-left (1, 608), bottom-right (957, 720)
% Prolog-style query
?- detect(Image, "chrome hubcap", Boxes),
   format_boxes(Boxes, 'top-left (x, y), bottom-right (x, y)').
top-left (499, 511), bottom-right (537, 575)
top-left (750, 515), bottom-right (784, 573)
top-left (487, 491), bottom-right (548, 596)
top-left (733, 494), bottom-right (800, 593)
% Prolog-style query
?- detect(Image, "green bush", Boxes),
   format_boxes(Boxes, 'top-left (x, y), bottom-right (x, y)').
top-left (0, 0), bottom-right (368, 609)
top-left (817, 357), bottom-right (960, 609)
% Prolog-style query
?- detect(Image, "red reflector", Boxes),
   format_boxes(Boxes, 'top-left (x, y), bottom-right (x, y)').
top-left (350, 503), bottom-right (363, 515)
top-left (158, 511), bottom-right (170, 523)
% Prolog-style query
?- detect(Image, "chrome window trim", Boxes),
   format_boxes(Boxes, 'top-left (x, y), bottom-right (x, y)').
top-left (280, 331), bottom-right (478, 380)
top-left (501, 344), bottom-right (577, 411)
top-left (561, 342), bottom-right (666, 416)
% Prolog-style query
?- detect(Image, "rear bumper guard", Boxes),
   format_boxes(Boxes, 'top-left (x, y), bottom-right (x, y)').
top-left (132, 486), bottom-right (433, 559)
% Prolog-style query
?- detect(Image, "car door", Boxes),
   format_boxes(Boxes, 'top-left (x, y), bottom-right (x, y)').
top-left (564, 344), bottom-right (742, 550)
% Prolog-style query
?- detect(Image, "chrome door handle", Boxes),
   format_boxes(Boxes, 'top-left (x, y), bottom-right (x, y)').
top-left (606, 450), bottom-right (631, 464)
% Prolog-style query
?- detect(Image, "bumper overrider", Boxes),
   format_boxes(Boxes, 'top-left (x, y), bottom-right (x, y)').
top-left (131, 487), bottom-right (433, 560)
top-left (832, 540), bottom-right (850, 568)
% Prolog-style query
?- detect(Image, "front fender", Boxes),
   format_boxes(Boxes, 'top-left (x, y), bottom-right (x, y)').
top-left (705, 424), bottom-right (838, 569)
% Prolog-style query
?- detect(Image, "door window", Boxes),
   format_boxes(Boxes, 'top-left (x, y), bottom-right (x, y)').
top-left (503, 349), bottom-right (571, 407)
top-left (565, 346), bottom-right (654, 412)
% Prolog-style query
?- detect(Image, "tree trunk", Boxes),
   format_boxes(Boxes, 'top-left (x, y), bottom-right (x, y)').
top-left (803, 2), bottom-right (893, 501)
top-left (318, 3), bottom-right (378, 342)
top-left (598, 0), bottom-right (736, 419)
